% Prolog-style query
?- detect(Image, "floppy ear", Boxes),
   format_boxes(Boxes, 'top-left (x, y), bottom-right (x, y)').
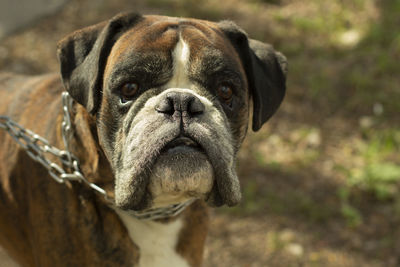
top-left (218, 21), bottom-right (288, 131)
top-left (57, 12), bottom-right (143, 114)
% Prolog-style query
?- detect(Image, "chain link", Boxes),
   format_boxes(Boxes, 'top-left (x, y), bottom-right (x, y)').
top-left (0, 92), bottom-right (108, 198)
top-left (126, 199), bottom-right (196, 221)
top-left (0, 91), bottom-right (194, 220)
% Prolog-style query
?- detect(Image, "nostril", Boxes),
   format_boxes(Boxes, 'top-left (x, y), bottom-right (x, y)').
top-left (155, 98), bottom-right (174, 115)
top-left (188, 97), bottom-right (205, 115)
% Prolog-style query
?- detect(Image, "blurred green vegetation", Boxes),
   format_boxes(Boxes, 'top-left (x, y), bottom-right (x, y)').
top-left (223, 0), bottom-right (399, 226)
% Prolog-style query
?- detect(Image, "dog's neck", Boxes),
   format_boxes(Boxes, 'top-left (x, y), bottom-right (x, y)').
top-left (116, 209), bottom-right (190, 267)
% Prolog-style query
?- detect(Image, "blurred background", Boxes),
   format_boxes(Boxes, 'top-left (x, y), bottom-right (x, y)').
top-left (0, 0), bottom-right (399, 266)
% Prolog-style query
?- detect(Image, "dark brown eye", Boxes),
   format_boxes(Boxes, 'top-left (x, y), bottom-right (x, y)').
top-left (121, 82), bottom-right (139, 102)
top-left (217, 85), bottom-right (233, 103)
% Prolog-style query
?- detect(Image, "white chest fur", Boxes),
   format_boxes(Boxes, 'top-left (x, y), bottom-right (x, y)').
top-left (116, 209), bottom-right (189, 267)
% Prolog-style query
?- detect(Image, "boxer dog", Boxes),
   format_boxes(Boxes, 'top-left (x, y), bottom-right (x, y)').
top-left (0, 12), bottom-right (287, 267)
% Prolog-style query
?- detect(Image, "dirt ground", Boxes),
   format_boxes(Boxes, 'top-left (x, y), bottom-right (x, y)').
top-left (0, 0), bottom-right (399, 266)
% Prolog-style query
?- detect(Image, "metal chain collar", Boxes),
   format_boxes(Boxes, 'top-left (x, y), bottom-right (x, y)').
top-left (0, 91), bottom-right (194, 221)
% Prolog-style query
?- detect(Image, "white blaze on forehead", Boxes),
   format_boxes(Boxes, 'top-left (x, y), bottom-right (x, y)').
top-left (167, 36), bottom-right (191, 89)
top-left (178, 37), bottom-right (190, 63)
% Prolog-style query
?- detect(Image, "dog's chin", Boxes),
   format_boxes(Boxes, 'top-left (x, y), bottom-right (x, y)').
top-left (147, 146), bottom-right (214, 208)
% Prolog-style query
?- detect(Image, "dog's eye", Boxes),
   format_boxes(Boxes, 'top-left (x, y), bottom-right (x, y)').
top-left (120, 82), bottom-right (139, 102)
top-left (217, 85), bottom-right (233, 104)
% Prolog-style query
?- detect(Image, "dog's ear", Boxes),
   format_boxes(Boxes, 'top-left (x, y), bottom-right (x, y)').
top-left (218, 21), bottom-right (288, 131)
top-left (57, 12), bottom-right (143, 114)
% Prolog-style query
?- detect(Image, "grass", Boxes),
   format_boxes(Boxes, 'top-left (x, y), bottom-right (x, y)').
top-left (345, 128), bottom-right (400, 200)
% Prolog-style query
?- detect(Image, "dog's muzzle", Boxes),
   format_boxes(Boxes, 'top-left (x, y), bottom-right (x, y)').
top-left (114, 89), bottom-right (241, 211)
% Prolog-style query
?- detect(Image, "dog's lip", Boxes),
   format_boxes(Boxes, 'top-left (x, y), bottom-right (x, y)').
top-left (162, 136), bottom-right (201, 152)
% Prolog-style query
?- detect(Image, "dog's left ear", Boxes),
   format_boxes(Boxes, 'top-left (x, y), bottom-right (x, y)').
top-left (57, 12), bottom-right (143, 114)
top-left (218, 21), bottom-right (288, 131)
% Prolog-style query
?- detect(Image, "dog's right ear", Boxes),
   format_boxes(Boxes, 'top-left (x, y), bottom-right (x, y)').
top-left (57, 12), bottom-right (143, 114)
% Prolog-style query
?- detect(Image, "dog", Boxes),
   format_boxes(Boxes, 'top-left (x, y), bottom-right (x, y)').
top-left (0, 12), bottom-right (287, 267)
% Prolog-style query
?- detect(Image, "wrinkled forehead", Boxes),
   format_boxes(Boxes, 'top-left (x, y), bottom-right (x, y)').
top-left (104, 15), bottom-right (243, 79)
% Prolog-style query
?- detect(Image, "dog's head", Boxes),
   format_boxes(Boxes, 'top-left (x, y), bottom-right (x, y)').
top-left (57, 13), bottom-right (287, 211)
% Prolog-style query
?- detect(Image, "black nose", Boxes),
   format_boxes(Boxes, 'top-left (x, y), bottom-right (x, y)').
top-left (155, 92), bottom-right (205, 119)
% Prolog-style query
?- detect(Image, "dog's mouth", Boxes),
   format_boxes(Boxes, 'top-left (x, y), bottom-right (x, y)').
top-left (161, 136), bottom-right (203, 153)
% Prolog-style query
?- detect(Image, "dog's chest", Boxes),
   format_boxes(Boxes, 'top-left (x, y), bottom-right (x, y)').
top-left (116, 210), bottom-right (189, 267)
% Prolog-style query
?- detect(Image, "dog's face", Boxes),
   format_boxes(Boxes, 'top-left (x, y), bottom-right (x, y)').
top-left (57, 13), bottom-right (287, 211)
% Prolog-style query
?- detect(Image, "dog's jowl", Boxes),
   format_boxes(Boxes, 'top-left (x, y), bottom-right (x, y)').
top-left (0, 12), bottom-right (287, 267)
